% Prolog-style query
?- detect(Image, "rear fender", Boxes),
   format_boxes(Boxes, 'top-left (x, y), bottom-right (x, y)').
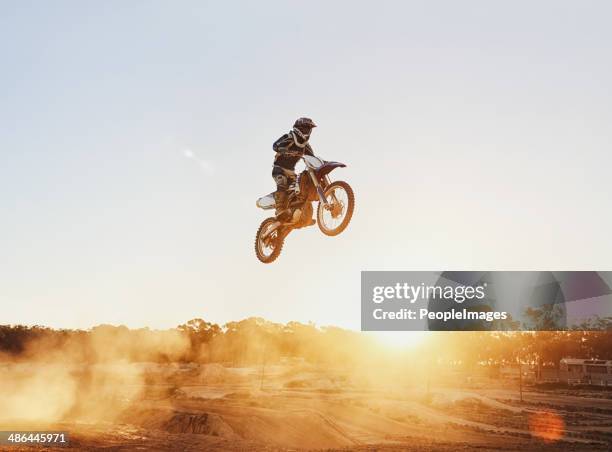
top-left (256, 193), bottom-right (276, 210)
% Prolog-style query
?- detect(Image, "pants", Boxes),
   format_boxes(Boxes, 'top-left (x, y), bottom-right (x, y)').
top-left (272, 165), bottom-right (296, 215)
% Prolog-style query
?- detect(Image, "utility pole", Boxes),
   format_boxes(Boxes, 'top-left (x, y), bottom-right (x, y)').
top-left (260, 342), bottom-right (266, 390)
top-left (518, 355), bottom-right (523, 403)
top-left (426, 356), bottom-right (431, 400)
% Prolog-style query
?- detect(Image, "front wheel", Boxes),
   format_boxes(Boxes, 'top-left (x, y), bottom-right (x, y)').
top-left (254, 218), bottom-right (285, 263)
top-left (317, 181), bottom-right (355, 236)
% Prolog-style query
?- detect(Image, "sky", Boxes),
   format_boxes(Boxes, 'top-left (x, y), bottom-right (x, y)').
top-left (1, 1), bottom-right (611, 331)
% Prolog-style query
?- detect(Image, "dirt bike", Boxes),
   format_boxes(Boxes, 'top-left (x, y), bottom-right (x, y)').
top-left (255, 155), bottom-right (355, 263)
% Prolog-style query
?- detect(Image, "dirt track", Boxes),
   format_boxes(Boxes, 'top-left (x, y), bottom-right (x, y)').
top-left (2, 363), bottom-right (611, 451)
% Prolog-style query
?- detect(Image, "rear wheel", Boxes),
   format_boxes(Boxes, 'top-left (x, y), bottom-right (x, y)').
top-left (254, 218), bottom-right (284, 263)
top-left (317, 181), bottom-right (355, 236)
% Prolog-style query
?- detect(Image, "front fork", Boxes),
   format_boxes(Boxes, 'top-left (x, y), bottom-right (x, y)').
top-left (309, 169), bottom-right (330, 206)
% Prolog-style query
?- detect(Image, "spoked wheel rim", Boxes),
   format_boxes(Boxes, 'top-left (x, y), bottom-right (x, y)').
top-left (257, 223), bottom-right (278, 258)
top-left (317, 181), bottom-right (354, 236)
top-left (320, 188), bottom-right (348, 231)
top-left (255, 218), bottom-right (284, 263)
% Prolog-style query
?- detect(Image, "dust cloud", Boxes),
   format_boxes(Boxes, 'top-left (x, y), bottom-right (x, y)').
top-left (0, 326), bottom-right (190, 425)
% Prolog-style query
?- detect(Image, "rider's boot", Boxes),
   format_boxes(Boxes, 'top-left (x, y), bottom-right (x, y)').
top-left (274, 191), bottom-right (290, 220)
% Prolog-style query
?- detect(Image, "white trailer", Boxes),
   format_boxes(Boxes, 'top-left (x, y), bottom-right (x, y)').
top-left (559, 358), bottom-right (612, 386)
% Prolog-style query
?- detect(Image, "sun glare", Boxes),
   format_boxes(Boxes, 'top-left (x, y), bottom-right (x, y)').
top-left (372, 331), bottom-right (429, 348)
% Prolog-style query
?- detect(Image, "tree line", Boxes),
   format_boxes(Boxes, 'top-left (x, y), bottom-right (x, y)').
top-left (1, 317), bottom-right (610, 370)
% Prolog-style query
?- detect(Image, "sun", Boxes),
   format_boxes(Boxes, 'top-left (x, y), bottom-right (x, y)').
top-left (371, 331), bottom-right (429, 348)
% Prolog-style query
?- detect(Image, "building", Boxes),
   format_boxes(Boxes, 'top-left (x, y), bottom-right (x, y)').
top-left (559, 358), bottom-right (612, 386)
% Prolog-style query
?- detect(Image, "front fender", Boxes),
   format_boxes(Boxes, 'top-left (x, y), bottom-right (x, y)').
top-left (316, 161), bottom-right (346, 178)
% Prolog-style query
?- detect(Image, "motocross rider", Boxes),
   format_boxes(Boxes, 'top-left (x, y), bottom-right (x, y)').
top-left (271, 117), bottom-right (317, 220)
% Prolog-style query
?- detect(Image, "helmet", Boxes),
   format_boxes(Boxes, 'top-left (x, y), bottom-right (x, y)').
top-left (292, 117), bottom-right (316, 147)
top-left (293, 117), bottom-right (317, 131)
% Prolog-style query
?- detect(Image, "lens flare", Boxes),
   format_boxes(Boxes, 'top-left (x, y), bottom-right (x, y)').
top-left (528, 410), bottom-right (565, 442)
